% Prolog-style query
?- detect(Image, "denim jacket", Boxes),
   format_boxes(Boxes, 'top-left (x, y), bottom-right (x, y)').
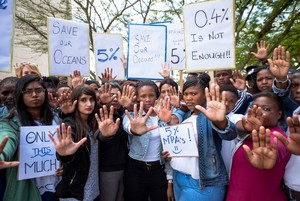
top-left (122, 112), bottom-right (173, 179)
top-left (183, 110), bottom-right (237, 189)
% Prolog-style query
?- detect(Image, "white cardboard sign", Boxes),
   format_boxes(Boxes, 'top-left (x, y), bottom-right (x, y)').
top-left (18, 126), bottom-right (60, 180)
top-left (48, 17), bottom-right (90, 76)
top-left (127, 24), bottom-right (167, 80)
top-left (94, 33), bottom-right (124, 80)
top-left (183, 0), bottom-right (235, 71)
top-left (166, 23), bottom-right (185, 70)
top-left (0, 0), bottom-right (15, 72)
top-left (159, 123), bottom-right (198, 157)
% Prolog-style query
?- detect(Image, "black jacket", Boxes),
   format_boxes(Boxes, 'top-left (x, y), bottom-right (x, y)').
top-left (55, 116), bottom-right (98, 200)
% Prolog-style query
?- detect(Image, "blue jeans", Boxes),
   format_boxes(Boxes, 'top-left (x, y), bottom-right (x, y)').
top-left (173, 171), bottom-right (225, 201)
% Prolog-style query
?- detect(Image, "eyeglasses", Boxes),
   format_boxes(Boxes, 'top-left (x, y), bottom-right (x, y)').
top-left (22, 88), bottom-right (45, 96)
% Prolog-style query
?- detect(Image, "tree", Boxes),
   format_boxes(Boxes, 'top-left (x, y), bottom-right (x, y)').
top-left (15, 0), bottom-right (300, 69)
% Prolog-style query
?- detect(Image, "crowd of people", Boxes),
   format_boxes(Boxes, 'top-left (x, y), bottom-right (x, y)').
top-left (0, 41), bottom-right (300, 201)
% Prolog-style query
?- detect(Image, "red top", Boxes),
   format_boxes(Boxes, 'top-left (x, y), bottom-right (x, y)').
top-left (226, 126), bottom-right (291, 201)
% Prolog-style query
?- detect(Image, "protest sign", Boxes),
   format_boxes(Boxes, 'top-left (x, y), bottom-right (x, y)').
top-left (94, 33), bottom-right (124, 80)
top-left (18, 126), bottom-right (60, 180)
top-left (159, 123), bottom-right (198, 157)
top-left (183, 0), bottom-right (235, 71)
top-left (48, 17), bottom-right (90, 76)
top-left (166, 23), bottom-right (185, 70)
top-left (127, 24), bottom-right (167, 80)
top-left (0, 0), bottom-right (15, 72)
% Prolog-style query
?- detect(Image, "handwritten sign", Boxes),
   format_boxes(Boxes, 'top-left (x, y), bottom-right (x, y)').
top-left (159, 123), bottom-right (198, 157)
top-left (48, 17), bottom-right (90, 76)
top-left (166, 23), bottom-right (185, 70)
top-left (127, 24), bottom-right (167, 80)
top-left (183, 0), bottom-right (235, 71)
top-left (94, 33), bottom-right (124, 80)
top-left (0, 0), bottom-right (15, 72)
top-left (18, 126), bottom-right (60, 180)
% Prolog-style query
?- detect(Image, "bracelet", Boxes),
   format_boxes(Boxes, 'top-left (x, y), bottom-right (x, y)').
top-left (275, 76), bottom-right (289, 83)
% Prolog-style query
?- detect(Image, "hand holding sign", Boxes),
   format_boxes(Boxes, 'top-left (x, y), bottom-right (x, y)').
top-left (49, 123), bottom-right (87, 156)
top-left (95, 105), bottom-right (120, 138)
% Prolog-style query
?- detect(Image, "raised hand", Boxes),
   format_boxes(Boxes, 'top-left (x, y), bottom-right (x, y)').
top-left (243, 126), bottom-right (278, 169)
top-left (230, 70), bottom-right (246, 90)
top-left (195, 84), bottom-right (227, 129)
top-left (125, 102), bottom-right (158, 135)
top-left (251, 40), bottom-right (270, 61)
top-left (99, 83), bottom-right (116, 104)
top-left (117, 85), bottom-right (135, 108)
top-left (48, 92), bottom-right (58, 109)
top-left (169, 86), bottom-right (180, 108)
top-left (70, 70), bottom-right (85, 89)
top-left (274, 115), bottom-right (300, 155)
top-left (49, 123), bottom-right (87, 156)
top-left (242, 105), bottom-right (265, 132)
top-left (95, 105), bottom-right (120, 138)
top-left (159, 62), bottom-right (172, 78)
top-left (268, 45), bottom-right (290, 81)
top-left (0, 136), bottom-right (19, 170)
top-left (99, 67), bottom-right (117, 83)
top-left (153, 96), bottom-right (174, 123)
top-left (58, 90), bottom-right (77, 115)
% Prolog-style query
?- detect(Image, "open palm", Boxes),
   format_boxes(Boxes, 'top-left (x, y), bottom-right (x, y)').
top-left (95, 105), bottom-right (120, 138)
top-left (49, 123), bottom-right (87, 156)
top-left (243, 126), bottom-right (278, 169)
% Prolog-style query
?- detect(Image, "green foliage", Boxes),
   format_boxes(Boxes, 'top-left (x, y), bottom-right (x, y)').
top-left (16, 0), bottom-right (300, 69)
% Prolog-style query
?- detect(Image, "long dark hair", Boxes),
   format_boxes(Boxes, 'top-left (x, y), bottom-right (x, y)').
top-left (13, 74), bottom-right (53, 126)
top-left (70, 85), bottom-right (98, 140)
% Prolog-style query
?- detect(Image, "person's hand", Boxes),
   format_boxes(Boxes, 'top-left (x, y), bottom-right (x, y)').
top-left (48, 92), bottom-right (58, 109)
top-left (162, 151), bottom-right (172, 162)
top-left (251, 40), bottom-right (270, 62)
top-left (274, 115), bottom-right (300, 155)
top-left (268, 45), bottom-right (290, 81)
top-left (242, 105), bottom-right (265, 132)
top-left (169, 86), bottom-right (180, 108)
top-left (230, 70), bottom-right (246, 90)
top-left (49, 123), bottom-right (87, 156)
top-left (167, 181), bottom-right (175, 201)
top-left (70, 70), bottom-right (86, 89)
top-left (153, 96), bottom-right (174, 123)
top-left (125, 102), bottom-right (158, 135)
top-left (117, 85), bottom-right (135, 108)
top-left (243, 126), bottom-right (278, 169)
top-left (57, 91), bottom-right (77, 115)
top-left (99, 83), bottom-right (116, 104)
top-left (159, 63), bottom-right (172, 78)
top-left (95, 105), bottom-right (120, 138)
top-left (0, 136), bottom-right (19, 170)
top-left (195, 84), bottom-right (227, 129)
top-left (55, 166), bottom-right (63, 176)
top-left (99, 67), bottom-right (117, 83)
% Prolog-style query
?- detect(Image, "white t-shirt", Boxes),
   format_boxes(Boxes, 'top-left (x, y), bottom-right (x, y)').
top-left (170, 115), bottom-right (199, 179)
top-left (144, 116), bottom-right (161, 162)
top-left (221, 113), bottom-right (243, 174)
top-left (284, 114), bottom-right (300, 191)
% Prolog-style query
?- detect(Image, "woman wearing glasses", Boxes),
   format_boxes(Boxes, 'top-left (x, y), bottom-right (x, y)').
top-left (0, 74), bottom-right (61, 201)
